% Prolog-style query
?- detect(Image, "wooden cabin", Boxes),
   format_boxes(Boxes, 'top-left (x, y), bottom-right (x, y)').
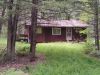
top-left (17, 19), bottom-right (88, 42)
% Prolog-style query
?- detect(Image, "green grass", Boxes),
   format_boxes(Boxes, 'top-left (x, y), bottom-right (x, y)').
top-left (0, 38), bottom-right (29, 55)
top-left (29, 43), bottom-right (100, 75)
top-left (1, 68), bottom-right (28, 75)
top-left (0, 38), bottom-right (7, 49)
top-left (0, 39), bottom-right (100, 75)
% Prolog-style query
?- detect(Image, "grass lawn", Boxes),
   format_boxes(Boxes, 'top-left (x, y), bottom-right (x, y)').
top-left (0, 39), bottom-right (100, 75)
top-left (29, 43), bottom-right (100, 75)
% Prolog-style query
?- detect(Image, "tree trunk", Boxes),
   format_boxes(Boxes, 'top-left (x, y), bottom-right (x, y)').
top-left (94, 0), bottom-right (99, 50)
top-left (6, 0), bottom-right (20, 61)
top-left (65, 13), bottom-right (70, 20)
top-left (7, 0), bottom-right (14, 60)
top-left (0, 0), bottom-right (7, 35)
top-left (11, 1), bottom-right (20, 59)
top-left (30, 0), bottom-right (38, 61)
top-left (0, 21), bottom-right (2, 35)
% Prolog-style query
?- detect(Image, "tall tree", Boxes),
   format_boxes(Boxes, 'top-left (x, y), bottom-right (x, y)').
top-left (0, 0), bottom-right (7, 35)
top-left (30, 0), bottom-right (38, 61)
top-left (73, 0), bottom-right (100, 51)
top-left (7, 0), bottom-right (20, 61)
top-left (7, 0), bottom-right (14, 60)
top-left (11, 0), bottom-right (20, 58)
top-left (94, 0), bottom-right (99, 50)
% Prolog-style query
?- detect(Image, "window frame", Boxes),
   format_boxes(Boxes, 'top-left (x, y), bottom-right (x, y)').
top-left (36, 27), bottom-right (42, 34)
top-left (52, 28), bottom-right (61, 35)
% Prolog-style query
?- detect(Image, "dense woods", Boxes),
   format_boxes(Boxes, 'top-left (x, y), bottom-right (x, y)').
top-left (0, 0), bottom-right (99, 63)
top-left (0, 0), bottom-right (100, 75)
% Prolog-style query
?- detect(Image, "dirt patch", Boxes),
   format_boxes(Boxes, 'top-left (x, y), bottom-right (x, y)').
top-left (0, 53), bottom-right (45, 71)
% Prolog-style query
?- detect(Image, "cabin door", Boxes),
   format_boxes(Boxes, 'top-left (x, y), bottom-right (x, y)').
top-left (66, 28), bottom-right (72, 41)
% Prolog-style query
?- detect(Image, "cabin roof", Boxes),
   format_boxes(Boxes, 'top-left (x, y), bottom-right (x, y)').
top-left (22, 19), bottom-right (88, 27)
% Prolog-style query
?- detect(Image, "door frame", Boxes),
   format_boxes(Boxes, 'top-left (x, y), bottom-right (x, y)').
top-left (66, 28), bottom-right (72, 41)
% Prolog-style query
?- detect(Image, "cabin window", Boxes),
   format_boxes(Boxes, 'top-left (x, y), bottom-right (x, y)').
top-left (52, 28), bottom-right (61, 35)
top-left (36, 27), bottom-right (42, 34)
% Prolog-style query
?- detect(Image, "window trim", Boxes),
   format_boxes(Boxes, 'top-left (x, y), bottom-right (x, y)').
top-left (52, 28), bottom-right (61, 35)
top-left (36, 27), bottom-right (42, 34)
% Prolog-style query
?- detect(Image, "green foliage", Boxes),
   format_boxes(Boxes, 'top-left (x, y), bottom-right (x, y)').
top-left (1, 42), bottom-right (100, 75)
top-left (79, 11), bottom-right (93, 22)
top-left (16, 42), bottom-right (30, 56)
top-left (29, 43), bottom-right (100, 75)
top-left (0, 39), bottom-right (30, 56)
top-left (1, 68), bottom-right (27, 75)
top-left (80, 29), bottom-right (87, 34)
top-left (0, 26), bottom-right (7, 38)
top-left (83, 39), bottom-right (95, 54)
top-left (0, 38), bottom-right (7, 61)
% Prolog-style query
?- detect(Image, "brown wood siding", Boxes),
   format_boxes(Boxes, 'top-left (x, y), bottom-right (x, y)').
top-left (25, 26), bottom-right (87, 42)
top-left (36, 28), bottom-right (45, 42)
top-left (36, 34), bottom-right (45, 42)
top-left (44, 27), bottom-right (66, 42)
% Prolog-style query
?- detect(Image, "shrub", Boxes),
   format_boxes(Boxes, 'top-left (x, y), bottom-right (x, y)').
top-left (83, 38), bottom-right (95, 54)
top-left (16, 42), bottom-right (30, 56)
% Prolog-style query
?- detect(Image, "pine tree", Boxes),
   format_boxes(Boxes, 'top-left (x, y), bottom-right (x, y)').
top-left (30, 0), bottom-right (38, 61)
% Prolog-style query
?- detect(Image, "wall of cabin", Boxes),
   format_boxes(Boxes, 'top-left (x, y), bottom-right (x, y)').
top-left (36, 27), bottom-right (45, 42)
top-left (18, 25), bottom-right (87, 42)
top-left (44, 27), bottom-right (66, 42)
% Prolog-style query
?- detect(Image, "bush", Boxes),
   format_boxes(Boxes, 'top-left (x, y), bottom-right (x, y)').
top-left (0, 48), bottom-right (7, 62)
top-left (83, 38), bottom-right (95, 54)
top-left (16, 42), bottom-right (30, 56)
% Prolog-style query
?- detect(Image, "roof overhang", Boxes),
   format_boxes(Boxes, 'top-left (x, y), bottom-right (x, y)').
top-left (21, 19), bottom-right (89, 28)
